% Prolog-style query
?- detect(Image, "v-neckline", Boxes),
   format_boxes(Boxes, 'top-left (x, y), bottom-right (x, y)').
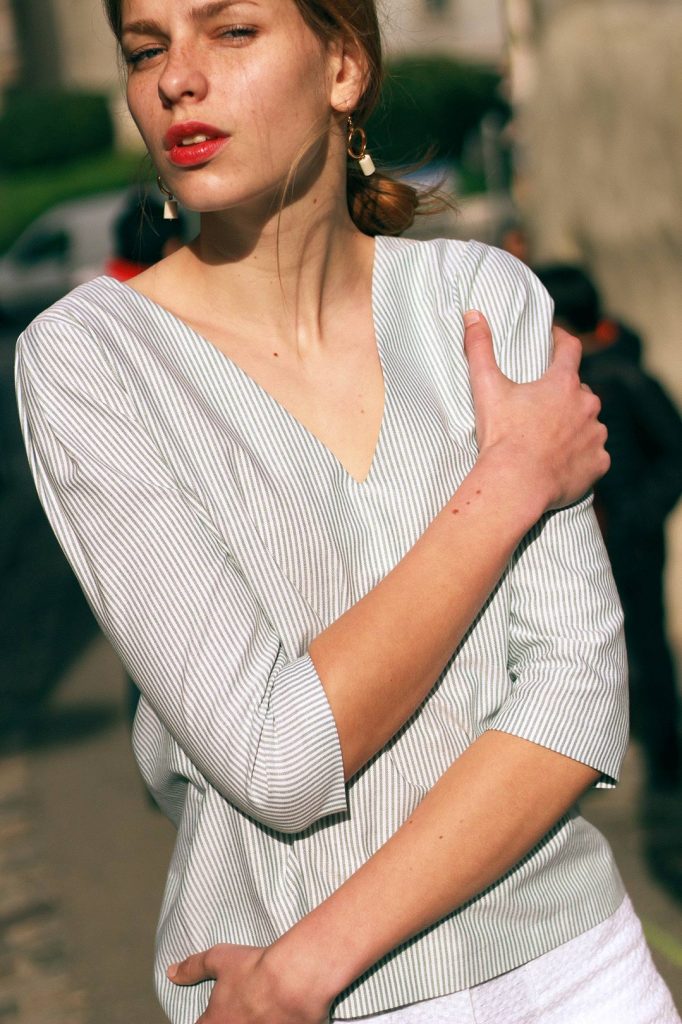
top-left (104, 236), bottom-right (388, 488)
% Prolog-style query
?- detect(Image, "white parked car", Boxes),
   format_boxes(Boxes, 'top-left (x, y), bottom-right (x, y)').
top-left (0, 190), bottom-right (197, 322)
top-left (0, 191), bottom-right (129, 322)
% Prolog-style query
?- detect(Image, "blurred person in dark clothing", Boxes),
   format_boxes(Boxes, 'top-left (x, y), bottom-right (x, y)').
top-left (536, 264), bottom-right (682, 792)
top-left (105, 187), bottom-right (186, 282)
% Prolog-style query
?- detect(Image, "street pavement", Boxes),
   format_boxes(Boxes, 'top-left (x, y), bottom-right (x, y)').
top-left (0, 640), bottom-right (171, 1024)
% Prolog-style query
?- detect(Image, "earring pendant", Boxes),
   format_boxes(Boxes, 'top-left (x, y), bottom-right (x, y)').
top-left (163, 199), bottom-right (179, 220)
top-left (157, 175), bottom-right (179, 219)
top-left (358, 152), bottom-right (376, 177)
top-left (347, 117), bottom-right (375, 177)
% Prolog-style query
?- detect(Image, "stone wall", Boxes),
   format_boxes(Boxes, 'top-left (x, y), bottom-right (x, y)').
top-left (522, 0), bottom-right (682, 404)
top-left (52, 0), bottom-right (141, 149)
top-left (520, 0), bottom-right (682, 655)
top-left (381, 0), bottom-right (505, 62)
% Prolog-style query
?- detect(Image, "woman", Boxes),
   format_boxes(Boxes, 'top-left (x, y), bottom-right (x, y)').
top-left (15, 0), bottom-right (680, 1021)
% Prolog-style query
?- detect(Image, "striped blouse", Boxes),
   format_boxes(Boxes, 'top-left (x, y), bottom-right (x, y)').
top-left (15, 237), bottom-right (628, 1022)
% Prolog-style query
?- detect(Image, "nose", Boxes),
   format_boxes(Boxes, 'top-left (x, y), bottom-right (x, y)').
top-left (157, 45), bottom-right (208, 108)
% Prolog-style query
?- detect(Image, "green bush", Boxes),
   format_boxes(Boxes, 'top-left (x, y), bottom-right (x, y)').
top-left (0, 90), bottom-right (115, 172)
top-left (367, 57), bottom-right (507, 167)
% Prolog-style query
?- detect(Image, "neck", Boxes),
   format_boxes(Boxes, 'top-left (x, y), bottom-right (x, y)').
top-left (175, 172), bottom-right (375, 354)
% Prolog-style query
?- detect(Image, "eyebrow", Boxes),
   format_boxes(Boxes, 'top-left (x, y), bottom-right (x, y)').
top-left (122, 0), bottom-right (257, 36)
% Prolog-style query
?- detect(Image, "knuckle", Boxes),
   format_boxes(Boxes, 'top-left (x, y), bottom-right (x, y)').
top-left (589, 393), bottom-right (602, 416)
top-left (203, 948), bottom-right (218, 974)
top-left (554, 324), bottom-right (581, 349)
top-left (203, 943), bottom-right (227, 975)
top-left (469, 324), bottom-right (491, 346)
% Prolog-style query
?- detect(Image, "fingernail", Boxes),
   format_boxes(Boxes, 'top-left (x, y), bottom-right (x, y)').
top-left (167, 963), bottom-right (179, 979)
top-left (464, 310), bottom-right (481, 326)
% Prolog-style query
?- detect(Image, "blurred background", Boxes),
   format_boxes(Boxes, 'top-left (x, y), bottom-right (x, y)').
top-left (0, 0), bottom-right (681, 1021)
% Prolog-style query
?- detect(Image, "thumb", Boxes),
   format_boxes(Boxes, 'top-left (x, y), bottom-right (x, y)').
top-left (462, 310), bottom-right (502, 401)
top-left (167, 951), bottom-right (213, 986)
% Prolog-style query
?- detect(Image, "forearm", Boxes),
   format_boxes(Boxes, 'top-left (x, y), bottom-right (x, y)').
top-left (268, 730), bottom-right (599, 1005)
top-left (310, 450), bottom-right (545, 778)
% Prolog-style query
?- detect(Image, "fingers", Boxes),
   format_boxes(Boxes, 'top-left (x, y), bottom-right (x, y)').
top-left (582, 384), bottom-right (603, 418)
top-left (549, 325), bottom-right (583, 373)
top-left (167, 950), bottom-right (213, 986)
top-left (462, 310), bottom-right (498, 375)
top-left (463, 310), bottom-right (505, 411)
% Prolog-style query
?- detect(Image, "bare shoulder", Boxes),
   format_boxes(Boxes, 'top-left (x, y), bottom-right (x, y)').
top-left (124, 245), bottom-right (193, 309)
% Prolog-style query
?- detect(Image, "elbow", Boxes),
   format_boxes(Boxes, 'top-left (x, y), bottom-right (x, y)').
top-left (241, 752), bottom-right (349, 834)
top-left (189, 740), bottom-right (348, 832)
top-left (180, 652), bottom-right (349, 832)
top-left (241, 784), bottom-right (347, 834)
top-left (183, 734), bottom-right (348, 832)
top-left (238, 661), bottom-right (349, 832)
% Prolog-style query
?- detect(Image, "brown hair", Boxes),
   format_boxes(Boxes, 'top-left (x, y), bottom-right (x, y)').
top-left (103, 0), bottom-right (432, 235)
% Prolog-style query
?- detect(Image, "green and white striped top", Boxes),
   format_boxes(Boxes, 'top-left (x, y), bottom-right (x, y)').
top-left (16, 236), bottom-right (628, 1023)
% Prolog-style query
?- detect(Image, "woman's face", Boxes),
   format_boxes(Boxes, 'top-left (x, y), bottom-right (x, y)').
top-left (121, 0), bottom-right (352, 214)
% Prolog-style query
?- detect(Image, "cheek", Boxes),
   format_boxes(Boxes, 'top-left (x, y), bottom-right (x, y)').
top-left (235, 48), bottom-right (330, 149)
top-left (125, 84), bottom-right (153, 148)
top-left (126, 98), bottom-right (144, 139)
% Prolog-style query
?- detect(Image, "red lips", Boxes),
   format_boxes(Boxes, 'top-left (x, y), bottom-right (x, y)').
top-left (164, 121), bottom-right (229, 167)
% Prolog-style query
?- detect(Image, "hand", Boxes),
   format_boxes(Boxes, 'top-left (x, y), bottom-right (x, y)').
top-left (167, 943), bottom-right (331, 1024)
top-left (463, 311), bottom-right (609, 511)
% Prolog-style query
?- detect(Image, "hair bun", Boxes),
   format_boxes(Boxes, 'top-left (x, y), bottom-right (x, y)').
top-left (347, 166), bottom-right (420, 236)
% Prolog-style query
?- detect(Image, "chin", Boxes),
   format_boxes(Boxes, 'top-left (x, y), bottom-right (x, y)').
top-left (179, 178), bottom-right (291, 218)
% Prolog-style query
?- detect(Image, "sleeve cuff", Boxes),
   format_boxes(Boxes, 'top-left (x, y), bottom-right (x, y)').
top-left (249, 653), bottom-right (349, 832)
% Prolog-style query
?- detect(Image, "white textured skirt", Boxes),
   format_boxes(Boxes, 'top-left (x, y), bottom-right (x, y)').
top-left (336, 896), bottom-right (680, 1023)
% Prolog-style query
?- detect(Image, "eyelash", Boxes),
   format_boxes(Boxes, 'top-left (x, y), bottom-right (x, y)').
top-left (126, 27), bottom-right (257, 67)
top-left (220, 25), bottom-right (257, 41)
top-left (126, 47), bottom-right (164, 67)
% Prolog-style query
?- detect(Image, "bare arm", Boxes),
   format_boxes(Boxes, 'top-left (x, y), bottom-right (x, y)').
top-left (274, 733), bottom-right (599, 1004)
top-left (170, 732), bottom-right (600, 1023)
top-left (312, 314), bottom-right (608, 778)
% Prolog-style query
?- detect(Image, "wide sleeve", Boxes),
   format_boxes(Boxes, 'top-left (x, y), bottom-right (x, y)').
top-left (15, 314), bottom-right (348, 832)
top-left (463, 244), bottom-right (629, 785)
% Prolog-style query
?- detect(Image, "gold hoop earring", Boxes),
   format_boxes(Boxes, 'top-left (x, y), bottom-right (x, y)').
top-left (157, 175), bottom-right (179, 220)
top-left (346, 116), bottom-right (375, 177)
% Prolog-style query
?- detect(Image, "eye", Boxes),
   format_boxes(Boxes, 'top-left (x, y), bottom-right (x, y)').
top-left (126, 45), bottom-right (166, 68)
top-left (218, 25), bottom-right (258, 43)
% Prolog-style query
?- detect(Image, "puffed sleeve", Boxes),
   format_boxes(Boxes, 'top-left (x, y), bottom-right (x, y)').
top-left (463, 243), bottom-right (629, 785)
top-left (15, 313), bottom-right (348, 832)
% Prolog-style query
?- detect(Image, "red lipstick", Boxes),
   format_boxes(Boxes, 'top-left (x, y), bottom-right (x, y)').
top-left (164, 121), bottom-right (229, 167)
